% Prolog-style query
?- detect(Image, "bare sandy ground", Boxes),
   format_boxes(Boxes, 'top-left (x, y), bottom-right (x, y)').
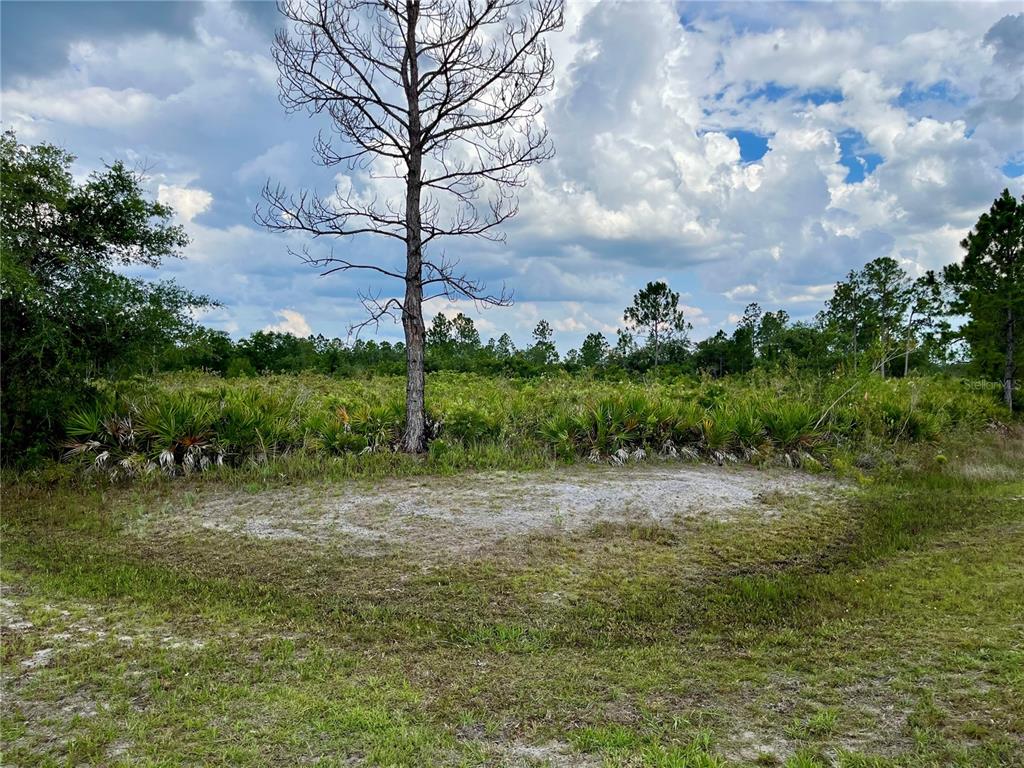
top-left (143, 463), bottom-right (843, 557)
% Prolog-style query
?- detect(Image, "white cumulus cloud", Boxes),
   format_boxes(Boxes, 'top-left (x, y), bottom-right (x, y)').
top-left (157, 184), bottom-right (213, 223)
top-left (263, 309), bottom-right (312, 337)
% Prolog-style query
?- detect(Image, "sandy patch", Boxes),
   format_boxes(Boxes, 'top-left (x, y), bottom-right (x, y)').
top-left (143, 464), bottom-right (842, 558)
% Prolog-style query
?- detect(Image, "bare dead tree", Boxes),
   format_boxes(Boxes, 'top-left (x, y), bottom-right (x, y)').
top-left (256, 0), bottom-right (563, 452)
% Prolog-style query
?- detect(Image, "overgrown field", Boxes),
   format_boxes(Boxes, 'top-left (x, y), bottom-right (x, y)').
top-left (2, 422), bottom-right (1022, 766)
top-left (55, 371), bottom-right (1006, 479)
top-left (5, 371), bottom-right (1021, 765)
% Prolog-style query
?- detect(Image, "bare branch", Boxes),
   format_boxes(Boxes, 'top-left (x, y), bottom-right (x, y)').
top-left (261, 0), bottom-right (561, 450)
top-left (289, 244), bottom-right (406, 281)
top-left (421, 251), bottom-right (513, 306)
top-left (346, 290), bottom-right (404, 337)
top-left (255, 180), bottom-right (408, 242)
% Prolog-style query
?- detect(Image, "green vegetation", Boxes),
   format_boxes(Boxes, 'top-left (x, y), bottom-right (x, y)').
top-left (1, 127), bottom-right (1021, 464)
top-left (3, 427), bottom-right (1022, 765)
top-left (0, 130), bottom-right (208, 462)
top-left (52, 371), bottom-right (1006, 479)
top-left (944, 188), bottom-right (1023, 408)
top-left (623, 281), bottom-right (691, 370)
top-left (2, 101), bottom-right (1022, 768)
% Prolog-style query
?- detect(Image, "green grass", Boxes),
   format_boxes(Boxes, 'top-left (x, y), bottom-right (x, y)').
top-left (2, 426), bottom-right (1022, 766)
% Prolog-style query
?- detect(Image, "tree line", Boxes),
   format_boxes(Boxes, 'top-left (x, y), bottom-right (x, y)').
top-left (1, 130), bottom-right (1020, 460)
top-left (160, 228), bottom-right (1019, 398)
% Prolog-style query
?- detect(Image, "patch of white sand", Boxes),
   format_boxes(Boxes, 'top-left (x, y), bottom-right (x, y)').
top-left (154, 464), bottom-right (842, 557)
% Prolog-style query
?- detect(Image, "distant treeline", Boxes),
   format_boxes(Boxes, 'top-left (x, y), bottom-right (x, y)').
top-left (2, 131), bottom-right (1020, 461)
top-left (161, 190), bottom-right (1022, 387)
top-left (163, 255), bottom-right (958, 382)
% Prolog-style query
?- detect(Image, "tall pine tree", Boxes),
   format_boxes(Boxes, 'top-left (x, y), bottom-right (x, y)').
top-left (944, 189), bottom-right (1023, 409)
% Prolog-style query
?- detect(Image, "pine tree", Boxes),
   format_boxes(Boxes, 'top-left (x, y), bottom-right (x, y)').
top-left (623, 281), bottom-right (689, 370)
top-left (944, 189), bottom-right (1024, 409)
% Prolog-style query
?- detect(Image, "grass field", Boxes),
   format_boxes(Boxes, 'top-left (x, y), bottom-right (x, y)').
top-left (2, 373), bottom-right (1022, 766)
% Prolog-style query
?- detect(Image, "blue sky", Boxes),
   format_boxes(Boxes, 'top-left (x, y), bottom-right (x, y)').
top-left (2, 0), bottom-right (1022, 350)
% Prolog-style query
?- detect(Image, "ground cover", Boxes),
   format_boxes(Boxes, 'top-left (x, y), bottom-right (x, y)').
top-left (2, 424), bottom-right (1021, 766)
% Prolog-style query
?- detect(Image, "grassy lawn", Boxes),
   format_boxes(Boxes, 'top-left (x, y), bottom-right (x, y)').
top-left (2, 432), bottom-right (1022, 766)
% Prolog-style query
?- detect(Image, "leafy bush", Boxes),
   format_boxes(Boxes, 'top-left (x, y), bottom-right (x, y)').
top-left (442, 404), bottom-right (503, 443)
top-left (762, 401), bottom-right (822, 451)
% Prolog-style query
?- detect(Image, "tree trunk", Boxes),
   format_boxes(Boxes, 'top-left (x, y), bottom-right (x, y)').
top-left (402, 279), bottom-right (426, 451)
top-left (1006, 305), bottom-right (1015, 411)
top-left (401, 173), bottom-right (426, 452)
top-left (401, 0), bottom-right (427, 453)
top-left (903, 309), bottom-right (917, 378)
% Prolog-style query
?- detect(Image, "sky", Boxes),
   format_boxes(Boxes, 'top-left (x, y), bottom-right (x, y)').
top-left (2, 0), bottom-right (1022, 351)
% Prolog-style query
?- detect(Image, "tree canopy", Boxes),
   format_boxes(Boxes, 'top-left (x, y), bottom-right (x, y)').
top-left (0, 131), bottom-right (208, 459)
top-left (623, 281), bottom-right (690, 369)
top-left (944, 188), bottom-right (1023, 408)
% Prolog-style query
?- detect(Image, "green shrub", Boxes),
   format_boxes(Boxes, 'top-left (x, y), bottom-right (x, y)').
top-left (762, 401), bottom-right (822, 450)
top-left (442, 405), bottom-right (502, 443)
top-left (701, 410), bottom-right (736, 453)
top-left (56, 370), bottom-right (1011, 478)
top-left (731, 402), bottom-right (767, 450)
top-left (349, 401), bottom-right (405, 450)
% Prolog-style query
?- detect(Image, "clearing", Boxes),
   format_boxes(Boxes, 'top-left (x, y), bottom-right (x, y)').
top-left (2, 441), bottom-right (1022, 767)
top-left (151, 464), bottom-right (840, 558)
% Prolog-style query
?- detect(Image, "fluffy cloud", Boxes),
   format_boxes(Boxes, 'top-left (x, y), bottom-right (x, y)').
top-left (2, 0), bottom-right (1021, 350)
top-left (264, 309), bottom-right (312, 337)
top-left (513, 0), bottom-right (1022, 337)
top-left (724, 284), bottom-right (758, 301)
top-left (2, 85), bottom-right (158, 133)
top-left (157, 184), bottom-right (213, 223)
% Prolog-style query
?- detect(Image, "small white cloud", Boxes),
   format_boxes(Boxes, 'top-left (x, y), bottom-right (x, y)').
top-left (157, 184), bottom-right (213, 223)
top-left (681, 304), bottom-right (709, 326)
top-left (553, 316), bottom-right (588, 333)
top-left (724, 283), bottom-right (759, 301)
top-left (237, 142), bottom-right (301, 185)
top-left (264, 309), bottom-right (312, 337)
top-left (781, 284), bottom-right (836, 303)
